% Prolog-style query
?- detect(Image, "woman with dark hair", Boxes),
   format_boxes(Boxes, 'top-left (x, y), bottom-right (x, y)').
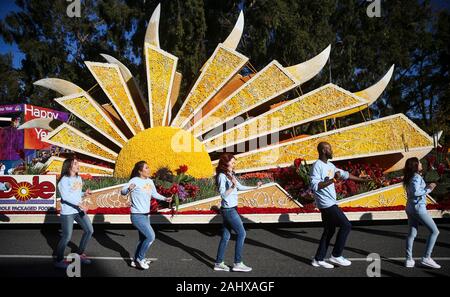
top-left (121, 161), bottom-right (173, 270)
top-left (213, 153), bottom-right (263, 272)
top-left (55, 158), bottom-right (93, 269)
top-left (403, 157), bottom-right (440, 269)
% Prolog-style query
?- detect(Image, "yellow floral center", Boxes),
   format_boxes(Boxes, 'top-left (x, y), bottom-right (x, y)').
top-left (114, 127), bottom-right (214, 179)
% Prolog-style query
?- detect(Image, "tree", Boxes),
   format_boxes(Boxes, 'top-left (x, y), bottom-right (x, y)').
top-left (0, 53), bottom-right (21, 104)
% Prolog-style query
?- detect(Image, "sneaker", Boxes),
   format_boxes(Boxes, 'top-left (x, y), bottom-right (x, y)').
top-left (54, 260), bottom-right (69, 269)
top-left (79, 254), bottom-right (92, 265)
top-left (131, 258), bottom-right (152, 268)
top-left (135, 258), bottom-right (150, 270)
top-left (421, 257), bottom-right (441, 269)
top-left (405, 258), bottom-right (415, 268)
top-left (213, 262), bottom-right (230, 272)
top-left (232, 262), bottom-right (252, 272)
top-left (329, 256), bottom-right (352, 267)
top-left (311, 259), bottom-right (334, 269)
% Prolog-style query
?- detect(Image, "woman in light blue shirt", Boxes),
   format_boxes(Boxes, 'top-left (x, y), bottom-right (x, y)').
top-left (55, 158), bottom-right (93, 269)
top-left (213, 153), bottom-right (262, 273)
top-left (403, 157), bottom-right (440, 269)
top-left (121, 161), bottom-right (172, 270)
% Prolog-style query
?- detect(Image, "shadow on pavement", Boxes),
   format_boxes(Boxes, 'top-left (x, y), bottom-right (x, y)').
top-left (92, 214), bottom-right (131, 266)
top-left (352, 226), bottom-right (450, 249)
top-left (40, 210), bottom-right (78, 257)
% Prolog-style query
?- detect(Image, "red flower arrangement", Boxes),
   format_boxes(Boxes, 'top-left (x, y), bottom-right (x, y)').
top-left (294, 158), bottom-right (303, 168)
top-left (437, 163), bottom-right (446, 176)
top-left (176, 164), bottom-right (188, 175)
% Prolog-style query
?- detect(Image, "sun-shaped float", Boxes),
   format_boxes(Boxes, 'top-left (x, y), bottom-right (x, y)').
top-left (26, 4), bottom-right (437, 181)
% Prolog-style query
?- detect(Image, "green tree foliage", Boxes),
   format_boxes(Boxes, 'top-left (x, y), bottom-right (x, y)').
top-left (0, 53), bottom-right (21, 104)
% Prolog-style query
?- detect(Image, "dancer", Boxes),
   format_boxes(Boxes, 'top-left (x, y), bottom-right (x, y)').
top-left (121, 161), bottom-right (172, 270)
top-left (214, 153), bottom-right (263, 272)
top-left (403, 157), bottom-right (440, 269)
top-left (310, 142), bottom-right (370, 269)
top-left (55, 158), bottom-right (94, 268)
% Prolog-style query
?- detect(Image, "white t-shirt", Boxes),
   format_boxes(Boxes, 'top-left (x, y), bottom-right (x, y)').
top-left (0, 165), bottom-right (5, 175)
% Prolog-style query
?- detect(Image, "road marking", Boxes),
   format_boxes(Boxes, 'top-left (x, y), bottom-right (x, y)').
top-left (0, 254), bottom-right (450, 262)
top-left (348, 257), bottom-right (450, 261)
top-left (0, 255), bottom-right (157, 261)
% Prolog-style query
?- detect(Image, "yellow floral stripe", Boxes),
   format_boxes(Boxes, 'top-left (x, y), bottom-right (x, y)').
top-left (146, 47), bottom-right (177, 127)
top-left (172, 47), bottom-right (247, 128)
top-left (46, 159), bottom-right (113, 176)
top-left (205, 85), bottom-right (364, 151)
top-left (61, 95), bottom-right (126, 145)
top-left (48, 126), bottom-right (117, 162)
top-left (337, 184), bottom-right (436, 207)
top-left (233, 115), bottom-right (433, 172)
top-left (196, 63), bottom-right (295, 136)
top-left (90, 65), bottom-right (142, 133)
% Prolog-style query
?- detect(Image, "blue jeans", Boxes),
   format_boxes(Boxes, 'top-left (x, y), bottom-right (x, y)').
top-left (215, 207), bottom-right (246, 264)
top-left (56, 213), bottom-right (94, 262)
top-left (406, 204), bottom-right (440, 259)
top-left (131, 213), bottom-right (155, 261)
top-left (314, 205), bottom-right (352, 261)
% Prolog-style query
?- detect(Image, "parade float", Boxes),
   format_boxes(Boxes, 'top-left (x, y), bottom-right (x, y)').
top-left (1, 5), bottom-right (449, 224)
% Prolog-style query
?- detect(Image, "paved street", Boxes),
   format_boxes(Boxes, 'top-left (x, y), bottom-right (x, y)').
top-left (0, 220), bottom-right (449, 277)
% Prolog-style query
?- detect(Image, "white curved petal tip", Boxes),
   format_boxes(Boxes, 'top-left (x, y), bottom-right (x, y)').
top-left (33, 78), bottom-right (83, 96)
top-left (433, 130), bottom-right (443, 143)
top-left (17, 118), bottom-right (62, 131)
top-left (145, 3), bottom-right (161, 48)
top-left (100, 54), bottom-right (132, 81)
top-left (285, 45), bottom-right (331, 84)
top-left (355, 64), bottom-right (395, 103)
top-left (222, 10), bottom-right (244, 50)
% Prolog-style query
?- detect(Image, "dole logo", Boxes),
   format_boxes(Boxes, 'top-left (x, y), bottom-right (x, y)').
top-left (0, 176), bottom-right (55, 201)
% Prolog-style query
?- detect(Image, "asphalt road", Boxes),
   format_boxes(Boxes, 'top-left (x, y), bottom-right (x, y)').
top-left (0, 220), bottom-right (449, 277)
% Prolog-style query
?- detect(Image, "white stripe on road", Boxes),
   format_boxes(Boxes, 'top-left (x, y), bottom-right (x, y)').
top-left (0, 255), bottom-right (157, 261)
top-left (0, 255), bottom-right (450, 261)
top-left (349, 257), bottom-right (450, 261)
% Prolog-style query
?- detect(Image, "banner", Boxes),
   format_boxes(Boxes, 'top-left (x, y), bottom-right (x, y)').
top-left (0, 104), bottom-right (23, 115)
top-left (0, 175), bottom-right (56, 212)
top-left (0, 127), bottom-right (24, 160)
top-left (23, 104), bottom-right (69, 150)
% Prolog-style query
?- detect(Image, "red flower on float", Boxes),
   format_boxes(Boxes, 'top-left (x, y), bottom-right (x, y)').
top-left (294, 158), bottom-right (303, 168)
top-left (345, 180), bottom-right (358, 195)
top-left (183, 183), bottom-right (200, 197)
top-left (426, 156), bottom-right (436, 168)
top-left (176, 165), bottom-right (188, 175)
top-left (437, 163), bottom-right (446, 176)
top-left (169, 183), bottom-right (180, 195)
top-left (150, 198), bottom-right (159, 212)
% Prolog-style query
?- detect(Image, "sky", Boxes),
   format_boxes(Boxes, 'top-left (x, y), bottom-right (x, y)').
top-left (1, 0), bottom-right (450, 69)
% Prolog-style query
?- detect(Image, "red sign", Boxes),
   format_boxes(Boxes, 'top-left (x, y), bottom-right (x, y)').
top-left (23, 104), bottom-right (69, 150)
